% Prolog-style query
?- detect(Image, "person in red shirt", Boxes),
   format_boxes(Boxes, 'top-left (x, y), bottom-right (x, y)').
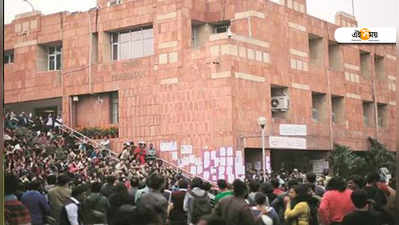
top-left (271, 178), bottom-right (285, 196)
top-left (319, 176), bottom-right (355, 225)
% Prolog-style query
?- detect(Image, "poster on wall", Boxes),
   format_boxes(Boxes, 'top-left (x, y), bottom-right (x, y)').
top-left (279, 124), bottom-right (307, 136)
top-left (160, 141), bottom-right (177, 152)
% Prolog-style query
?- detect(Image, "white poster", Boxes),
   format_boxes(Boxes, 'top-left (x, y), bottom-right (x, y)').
top-left (203, 171), bottom-right (210, 180)
top-left (181, 145), bottom-right (193, 154)
top-left (190, 166), bottom-right (197, 175)
top-left (160, 141), bottom-right (177, 152)
top-left (269, 136), bottom-right (307, 149)
top-left (220, 147), bottom-right (226, 156)
top-left (227, 147), bottom-right (233, 156)
top-left (266, 156), bottom-right (271, 173)
top-left (279, 124), bottom-right (307, 136)
top-left (171, 152), bottom-right (178, 161)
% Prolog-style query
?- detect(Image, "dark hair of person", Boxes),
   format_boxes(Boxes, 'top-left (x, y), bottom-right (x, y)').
top-left (202, 181), bottom-right (212, 191)
top-left (254, 192), bottom-right (267, 205)
top-left (260, 182), bottom-right (273, 194)
top-left (306, 172), bottom-right (316, 183)
top-left (249, 180), bottom-right (260, 192)
top-left (191, 177), bottom-right (203, 188)
top-left (351, 190), bottom-right (369, 209)
top-left (5, 173), bottom-right (19, 195)
top-left (291, 184), bottom-right (312, 208)
top-left (30, 180), bottom-right (41, 191)
top-left (91, 182), bottom-right (102, 193)
top-left (326, 177), bottom-right (346, 192)
top-left (107, 175), bottom-right (116, 184)
top-left (57, 174), bottom-right (71, 186)
top-left (270, 178), bottom-right (280, 189)
top-left (71, 184), bottom-right (87, 198)
top-left (178, 179), bottom-right (188, 189)
top-left (287, 179), bottom-right (299, 190)
top-left (217, 179), bottom-right (227, 190)
top-left (130, 177), bottom-right (140, 187)
top-left (232, 179), bottom-right (248, 197)
top-left (199, 214), bottom-right (227, 225)
top-left (366, 172), bottom-right (380, 184)
top-left (148, 174), bottom-right (165, 191)
top-left (113, 183), bottom-right (128, 194)
top-left (348, 175), bottom-right (365, 189)
top-left (47, 174), bottom-right (57, 185)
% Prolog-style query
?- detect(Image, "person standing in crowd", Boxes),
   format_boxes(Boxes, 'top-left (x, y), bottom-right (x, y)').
top-left (305, 172), bottom-right (325, 197)
top-left (146, 143), bottom-right (157, 161)
top-left (48, 174), bottom-right (72, 225)
top-left (169, 179), bottom-right (189, 225)
top-left (342, 190), bottom-right (379, 225)
top-left (5, 173), bottom-right (32, 225)
top-left (137, 174), bottom-right (169, 225)
top-left (214, 179), bottom-right (233, 204)
top-left (247, 180), bottom-right (261, 206)
top-left (45, 113), bottom-right (54, 132)
top-left (197, 214), bottom-right (226, 225)
top-left (135, 178), bottom-right (151, 204)
top-left (250, 192), bottom-right (280, 225)
top-left (21, 180), bottom-right (50, 225)
top-left (101, 176), bottom-right (116, 198)
top-left (201, 181), bottom-right (216, 208)
top-left (128, 177), bottom-right (140, 205)
top-left (346, 175), bottom-right (365, 191)
top-left (318, 177), bottom-right (355, 225)
top-left (214, 179), bottom-right (257, 225)
top-left (271, 178), bottom-right (284, 197)
top-left (59, 185), bottom-right (88, 225)
top-left (272, 179), bottom-right (299, 225)
top-left (82, 182), bottom-right (108, 225)
top-left (284, 184), bottom-right (313, 225)
top-left (183, 177), bottom-right (212, 225)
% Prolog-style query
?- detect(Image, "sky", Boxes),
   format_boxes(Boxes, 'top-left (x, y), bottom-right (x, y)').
top-left (4, 0), bottom-right (399, 29)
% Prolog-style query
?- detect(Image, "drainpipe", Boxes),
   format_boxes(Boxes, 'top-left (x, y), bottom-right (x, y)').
top-left (88, 11), bottom-right (93, 94)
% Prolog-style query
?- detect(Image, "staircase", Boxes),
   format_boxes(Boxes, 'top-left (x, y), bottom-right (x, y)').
top-left (58, 123), bottom-right (216, 185)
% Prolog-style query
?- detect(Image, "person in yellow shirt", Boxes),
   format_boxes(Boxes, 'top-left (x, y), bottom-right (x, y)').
top-left (284, 184), bottom-right (311, 225)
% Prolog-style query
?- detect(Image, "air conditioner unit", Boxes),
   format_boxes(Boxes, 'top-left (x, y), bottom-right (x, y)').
top-left (72, 96), bottom-right (79, 102)
top-left (108, 0), bottom-right (122, 7)
top-left (271, 96), bottom-right (289, 111)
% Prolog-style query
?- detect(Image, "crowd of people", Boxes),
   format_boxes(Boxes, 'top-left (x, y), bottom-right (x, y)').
top-left (4, 111), bottom-right (398, 225)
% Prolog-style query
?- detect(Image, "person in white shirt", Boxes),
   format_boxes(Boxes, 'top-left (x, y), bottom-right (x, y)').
top-left (59, 185), bottom-right (87, 225)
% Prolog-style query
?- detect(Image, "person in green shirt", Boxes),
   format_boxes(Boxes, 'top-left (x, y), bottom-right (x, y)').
top-left (214, 179), bottom-right (233, 204)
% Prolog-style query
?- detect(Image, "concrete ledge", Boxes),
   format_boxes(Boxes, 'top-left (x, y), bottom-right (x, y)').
top-left (209, 33), bottom-right (228, 41)
top-left (389, 101), bottom-right (396, 106)
top-left (232, 34), bottom-right (270, 48)
top-left (211, 71), bottom-right (231, 79)
top-left (159, 41), bottom-right (178, 49)
top-left (160, 77), bottom-right (178, 85)
top-left (288, 22), bottom-right (306, 32)
top-left (289, 49), bottom-right (308, 58)
top-left (386, 54), bottom-right (397, 60)
top-left (156, 12), bottom-right (177, 21)
top-left (344, 63), bottom-right (360, 71)
top-left (15, 40), bottom-right (37, 48)
top-left (346, 93), bottom-right (361, 100)
top-left (234, 72), bottom-right (265, 82)
top-left (292, 83), bottom-right (309, 90)
top-left (388, 75), bottom-right (396, 81)
top-left (234, 10), bottom-right (265, 20)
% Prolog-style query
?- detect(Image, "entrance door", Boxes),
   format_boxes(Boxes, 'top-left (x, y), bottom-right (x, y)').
top-left (244, 148), bottom-right (262, 177)
top-left (34, 106), bottom-right (58, 119)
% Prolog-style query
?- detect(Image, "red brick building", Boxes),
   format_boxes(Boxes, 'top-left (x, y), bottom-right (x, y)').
top-left (4, 0), bottom-right (398, 178)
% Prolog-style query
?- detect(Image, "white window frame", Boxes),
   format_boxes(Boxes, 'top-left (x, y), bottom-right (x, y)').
top-left (110, 26), bottom-right (154, 61)
top-left (48, 46), bottom-right (62, 71)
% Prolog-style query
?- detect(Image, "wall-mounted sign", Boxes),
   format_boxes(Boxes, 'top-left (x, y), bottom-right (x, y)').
top-left (279, 124), bottom-right (307, 136)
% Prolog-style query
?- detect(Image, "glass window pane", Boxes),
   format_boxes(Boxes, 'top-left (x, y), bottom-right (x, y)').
top-left (119, 32), bottom-right (131, 42)
top-left (112, 33), bottom-right (118, 43)
top-left (112, 44), bottom-right (118, 60)
top-left (132, 30), bottom-right (141, 41)
top-left (56, 46), bottom-right (62, 52)
top-left (143, 38), bottom-right (153, 56)
top-left (56, 54), bottom-right (61, 70)
top-left (49, 59), bottom-right (55, 70)
top-left (119, 41), bottom-right (131, 59)
top-left (49, 47), bottom-right (55, 54)
top-left (133, 40), bottom-right (143, 58)
top-left (142, 28), bottom-right (153, 39)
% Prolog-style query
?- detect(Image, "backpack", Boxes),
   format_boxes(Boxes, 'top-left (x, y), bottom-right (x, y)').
top-left (189, 191), bottom-right (212, 224)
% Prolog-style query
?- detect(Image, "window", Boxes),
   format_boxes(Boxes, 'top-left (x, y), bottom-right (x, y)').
top-left (308, 34), bottom-right (323, 66)
top-left (377, 103), bottom-right (387, 128)
top-left (48, 46), bottom-right (62, 71)
top-left (110, 92), bottom-right (119, 124)
top-left (331, 96), bottom-right (344, 124)
top-left (192, 25), bottom-right (200, 48)
top-left (360, 51), bottom-right (370, 77)
top-left (212, 21), bottom-right (230, 34)
top-left (375, 55), bottom-right (384, 79)
top-left (110, 26), bottom-right (154, 61)
top-left (312, 92), bottom-right (327, 122)
top-left (328, 41), bottom-right (342, 71)
top-left (4, 49), bottom-right (14, 64)
top-left (363, 101), bottom-right (373, 127)
top-left (108, 0), bottom-right (122, 6)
